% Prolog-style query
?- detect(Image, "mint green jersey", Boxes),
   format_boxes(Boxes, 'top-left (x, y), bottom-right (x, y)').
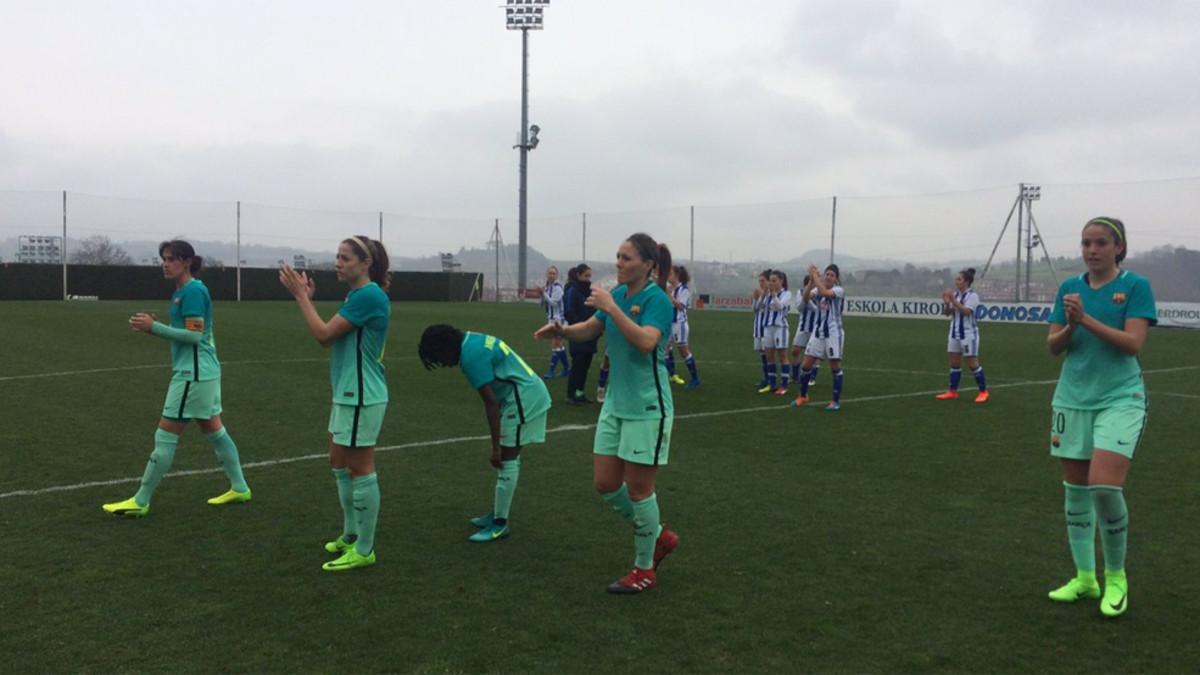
top-left (1049, 270), bottom-right (1157, 410)
top-left (330, 282), bottom-right (390, 406)
top-left (460, 332), bottom-right (551, 420)
top-left (594, 281), bottom-right (674, 420)
top-left (169, 279), bottom-right (220, 382)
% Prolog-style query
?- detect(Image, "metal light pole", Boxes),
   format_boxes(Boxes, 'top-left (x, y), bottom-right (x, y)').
top-left (504, 0), bottom-right (548, 294)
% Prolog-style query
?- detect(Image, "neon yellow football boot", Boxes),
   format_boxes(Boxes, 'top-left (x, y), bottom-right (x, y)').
top-left (1048, 574), bottom-right (1101, 603)
top-left (1100, 572), bottom-right (1128, 618)
top-left (322, 547), bottom-right (376, 571)
top-left (206, 489), bottom-right (252, 506)
top-left (102, 497), bottom-right (149, 518)
top-left (324, 535), bottom-right (357, 554)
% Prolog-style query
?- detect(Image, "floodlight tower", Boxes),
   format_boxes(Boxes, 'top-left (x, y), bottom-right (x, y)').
top-left (504, 0), bottom-right (549, 294)
top-left (980, 183), bottom-right (1058, 301)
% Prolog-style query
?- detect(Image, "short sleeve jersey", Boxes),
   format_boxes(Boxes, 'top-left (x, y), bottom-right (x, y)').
top-left (169, 279), bottom-right (220, 382)
top-left (672, 283), bottom-right (691, 324)
top-left (798, 290), bottom-right (819, 334)
top-left (594, 282), bottom-right (675, 420)
top-left (1049, 271), bottom-right (1157, 410)
top-left (459, 332), bottom-right (551, 421)
top-left (948, 289), bottom-right (981, 339)
top-left (811, 286), bottom-right (846, 338)
top-left (766, 290), bottom-right (792, 327)
top-left (544, 281), bottom-right (564, 322)
top-left (330, 282), bottom-right (390, 406)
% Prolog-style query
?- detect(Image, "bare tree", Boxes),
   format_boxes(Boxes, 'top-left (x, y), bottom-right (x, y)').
top-left (70, 235), bottom-right (133, 265)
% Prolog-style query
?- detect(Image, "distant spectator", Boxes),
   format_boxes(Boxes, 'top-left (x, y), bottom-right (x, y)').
top-left (563, 264), bottom-right (598, 404)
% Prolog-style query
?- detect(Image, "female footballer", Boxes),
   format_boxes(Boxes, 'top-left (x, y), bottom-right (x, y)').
top-left (792, 263), bottom-right (846, 411)
top-left (752, 269), bottom-right (771, 388)
top-left (279, 235), bottom-right (391, 572)
top-left (418, 324), bottom-right (551, 542)
top-left (103, 240), bottom-right (251, 518)
top-left (542, 265), bottom-right (568, 379)
top-left (1045, 217), bottom-right (1155, 618)
top-left (760, 270), bottom-right (792, 395)
top-left (665, 265), bottom-right (701, 389)
top-left (935, 268), bottom-right (989, 403)
top-left (535, 233), bottom-right (680, 594)
top-left (788, 274), bottom-right (819, 390)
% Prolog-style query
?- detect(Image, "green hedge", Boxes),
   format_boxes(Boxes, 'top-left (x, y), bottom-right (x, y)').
top-left (0, 264), bottom-right (483, 302)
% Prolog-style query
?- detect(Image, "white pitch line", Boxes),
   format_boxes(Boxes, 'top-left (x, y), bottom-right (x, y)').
top-left (1150, 390), bottom-right (1200, 400)
top-left (0, 357), bottom-right (327, 382)
top-left (703, 361), bottom-right (947, 377)
top-left (4, 365), bottom-right (1197, 500)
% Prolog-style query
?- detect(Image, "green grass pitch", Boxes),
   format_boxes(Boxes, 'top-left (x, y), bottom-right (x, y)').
top-left (1, 300), bottom-right (1197, 673)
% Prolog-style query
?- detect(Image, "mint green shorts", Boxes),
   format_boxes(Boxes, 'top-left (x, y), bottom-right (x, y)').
top-left (162, 378), bottom-right (222, 421)
top-left (328, 403), bottom-right (387, 448)
top-left (593, 411), bottom-right (672, 466)
top-left (501, 410), bottom-right (547, 448)
top-left (1050, 405), bottom-right (1147, 460)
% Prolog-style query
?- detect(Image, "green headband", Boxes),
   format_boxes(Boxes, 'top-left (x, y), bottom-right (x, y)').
top-left (1086, 218), bottom-right (1124, 242)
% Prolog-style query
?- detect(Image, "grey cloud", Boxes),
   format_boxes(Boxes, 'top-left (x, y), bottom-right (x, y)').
top-left (781, 0), bottom-right (1200, 148)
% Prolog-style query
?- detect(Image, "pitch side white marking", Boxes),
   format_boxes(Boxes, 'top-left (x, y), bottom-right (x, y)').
top-left (4, 365), bottom-right (1197, 500)
top-left (1150, 390), bottom-right (1200, 400)
top-left (0, 357), bottom-right (327, 382)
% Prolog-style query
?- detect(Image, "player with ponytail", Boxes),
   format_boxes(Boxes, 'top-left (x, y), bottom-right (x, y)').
top-left (103, 240), bottom-right (252, 518)
top-left (279, 235), bottom-right (391, 572)
top-left (935, 267), bottom-right (989, 403)
top-left (535, 232), bottom-right (680, 594)
top-left (1045, 217), bottom-right (1155, 617)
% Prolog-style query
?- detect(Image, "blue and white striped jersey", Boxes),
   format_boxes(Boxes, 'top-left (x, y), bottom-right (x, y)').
top-left (672, 283), bottom-right (691, 324)
top-left (797, 292), bottom-right (819, 334)
top-left (810, 286), bottom-right (845, 338)
top-left (765, 290), bottom-right (792, 328)
top-left (543, 280), bottom-right (564, 322)
top-left (752, 293), bottom-right (769, 338)
top-left (947, 289), bottom-right (980, 339)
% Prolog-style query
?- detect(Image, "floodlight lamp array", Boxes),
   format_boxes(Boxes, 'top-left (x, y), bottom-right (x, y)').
top-left (505, 0), bottom-right (549, 30)
top-left (1021, 184), bottom-right (1042, 201)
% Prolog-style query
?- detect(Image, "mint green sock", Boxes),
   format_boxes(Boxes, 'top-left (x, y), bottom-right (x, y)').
top-left (1091, 485), bottom-right (1128, 573)
top-left (1063, 482), bottom-right (1096, 574)
top-left (352, 473), bottom-right (380, 556)
top-left (601, 483), bottom-right (635, 524)
top-left (206, 428), bottom-right (249, 493)
top-left (494, 458), bottom-right (521, 521)
top-left (134, 429), bottom-right (179, 506)
top-left (632, 493), bottom-right (661, 570)
top-left (333, 468), bottom-right (356, 541)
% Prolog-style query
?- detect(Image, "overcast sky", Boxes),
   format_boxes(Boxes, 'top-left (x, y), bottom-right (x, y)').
top-left (2, 0), bottom-right (1198, 262)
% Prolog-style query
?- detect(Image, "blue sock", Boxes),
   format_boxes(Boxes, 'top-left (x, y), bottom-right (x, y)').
top-left (799, 369), bottom-right (812, 396)
top-left (832, 369), bottom-right (844, 403)
top-left (685, 355), bottom-right (698, 380)
top-left (760, 353), bottom-right (769, 381)
top-left (558, 348), bottom-right (570, 374)
top-left (790, 363), bottom-right (800, 382)
top-left (598, 364), bottom-right (610, 388)
top-left (781, 364), bottom-right (790, 388)
top-left (949, 367), bottom-right (962, 391)
top-left (665, 351), bottom-right (676, 376)
top-left (768, 363), bottom-right (778, 389)
top-left (809, 364), bottom-right (820, 385)
top-left (973, 367), bottom-right (987, 392)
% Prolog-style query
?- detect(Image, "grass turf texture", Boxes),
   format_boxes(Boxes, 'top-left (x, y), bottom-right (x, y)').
top-left (1, 300), bottom-right (1198, 673)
